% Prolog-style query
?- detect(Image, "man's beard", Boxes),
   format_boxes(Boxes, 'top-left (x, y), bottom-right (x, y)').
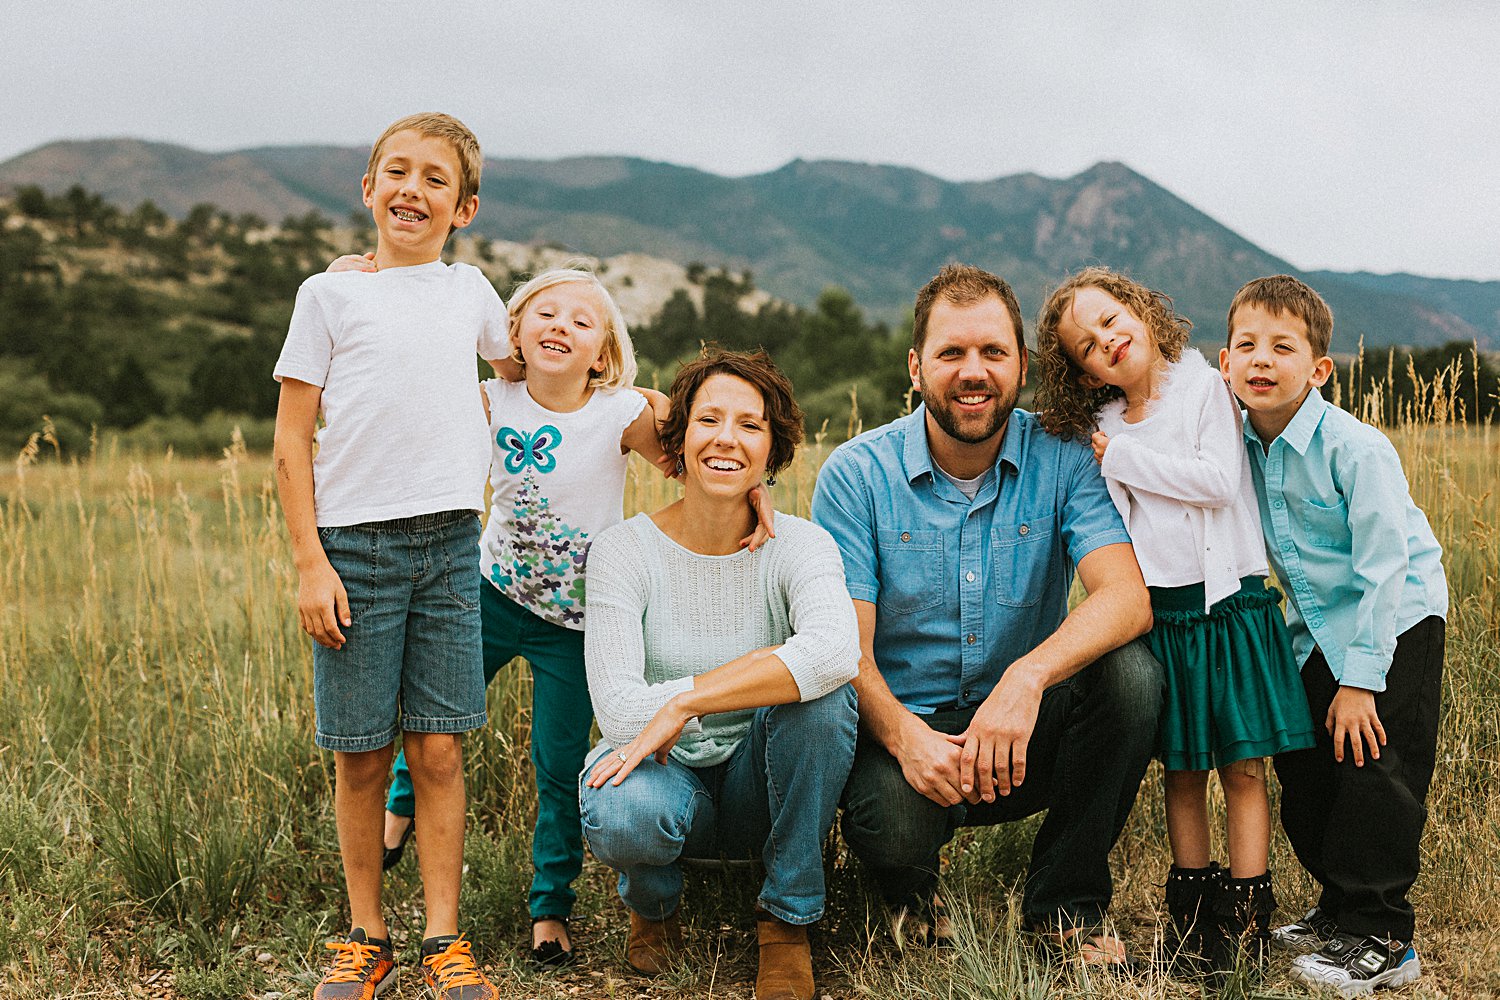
top-left (919, 374), bottom-right (1018, 445)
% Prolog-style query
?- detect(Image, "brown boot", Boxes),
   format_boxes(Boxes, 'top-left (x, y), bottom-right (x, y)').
top-left (756, 913), bottom-right (814, 1000)
top-left (627, 909), bottom-right (683, 975)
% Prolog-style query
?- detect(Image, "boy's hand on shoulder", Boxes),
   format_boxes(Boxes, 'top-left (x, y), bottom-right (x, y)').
top-left (1327, 685), bottom-right (1385, 766)
top-left (327, 252), bottom-right (377, 273)
top-left (297, 555), bottom-right (352, 649)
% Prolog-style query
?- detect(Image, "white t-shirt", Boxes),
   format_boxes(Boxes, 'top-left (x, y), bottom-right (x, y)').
top-left (273, 261), bottom-right (509, 526)
top-left (479, 380), bottom-right (647, 630)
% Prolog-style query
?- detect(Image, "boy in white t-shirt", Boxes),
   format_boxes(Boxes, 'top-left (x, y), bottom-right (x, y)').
top-left (272, 112), bottom-right (506, 1000)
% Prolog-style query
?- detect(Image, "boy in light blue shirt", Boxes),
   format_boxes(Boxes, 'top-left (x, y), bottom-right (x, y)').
top-left (1221, 275), bottom-right (1446, 997)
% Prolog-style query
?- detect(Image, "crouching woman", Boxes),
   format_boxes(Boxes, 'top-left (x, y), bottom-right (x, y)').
top-left (579, 350), bottom-right (859, 1000)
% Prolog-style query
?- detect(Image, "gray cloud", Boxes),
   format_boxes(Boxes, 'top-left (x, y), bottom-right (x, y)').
top-left (7, 0), bottom-right (1497, 278)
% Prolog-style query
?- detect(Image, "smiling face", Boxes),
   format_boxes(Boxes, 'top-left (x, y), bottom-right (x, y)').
top-left (513, 281), bottom-right (610, 384)
top-left (909, 293), bottom-right (1025, 447)
top-left (1221, 303), bottom-right (1334, 441)
top-left (681, 373), bottom-right (772, 500)
top-left (361, 129), bottom-right (477, 267)
top-left (1054, 286), bottom-right (1162, 397)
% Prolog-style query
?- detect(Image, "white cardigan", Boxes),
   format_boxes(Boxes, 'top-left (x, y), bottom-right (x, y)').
top-left (1097, 350), bottom-right (1268, 612)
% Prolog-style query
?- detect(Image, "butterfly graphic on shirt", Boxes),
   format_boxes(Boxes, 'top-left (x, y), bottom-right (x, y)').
top-left (496, 424), bottom-right (562, 474)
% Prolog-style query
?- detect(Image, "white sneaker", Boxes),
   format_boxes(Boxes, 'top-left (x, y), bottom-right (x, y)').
top-left (1291, 934), bottom-right (1421, 998)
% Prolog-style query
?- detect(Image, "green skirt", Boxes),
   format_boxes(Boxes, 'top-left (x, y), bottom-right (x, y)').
top-left (1148, 576), bottom-right (1316, 772)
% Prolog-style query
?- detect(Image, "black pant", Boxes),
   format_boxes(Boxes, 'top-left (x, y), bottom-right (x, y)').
top-left (839, 639), bottom-right (1163, 927)
top-left (1274, 616), bottom-right (1445, 942)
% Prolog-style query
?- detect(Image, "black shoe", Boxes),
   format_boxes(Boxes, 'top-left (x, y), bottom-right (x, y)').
top-left (1210, 871), bottom-right (1276, 973)
top-left (1162, 862), bottom-right (1221, 975)
top-left (1271, 905), bottom-right (1338, 954)
top-left (530, 915), bottom-right (579, 968)
top-left (381, 815), bottom-right (414, 871)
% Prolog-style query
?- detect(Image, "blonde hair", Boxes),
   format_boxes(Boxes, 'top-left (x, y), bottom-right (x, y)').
top-left (366, 112), bottom-right (483, 212)
top-left (507, 268), bottom-right (638, 390)
top-left (1034, 266), bottom-right (1193, 441)
top-left (1228, 275), bottom-right (1334, 358)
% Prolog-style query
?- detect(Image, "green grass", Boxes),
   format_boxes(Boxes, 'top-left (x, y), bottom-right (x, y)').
top-left (1, 410), bottom-right (1496, 998)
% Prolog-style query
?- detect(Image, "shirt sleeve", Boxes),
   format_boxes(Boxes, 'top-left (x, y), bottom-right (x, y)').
top-left (1337, 434), bottom-right (1414, 691)
top-left (583, 524), bottom-right (699, 747)
top-left (613, 388), bottom-right (649, 443)
top-left (474, 271), bottom-right (511, 361)
top-left (273, 279), bottom-right (333, 386)
top-left (772, 523), bottom-right (860, 700)
top-left (1099, 376), bottom-right (1242, 508)
top-left (809, 446), bottom-right (880, 604)
top-left (1058, 441), bottom-right (1132, 566)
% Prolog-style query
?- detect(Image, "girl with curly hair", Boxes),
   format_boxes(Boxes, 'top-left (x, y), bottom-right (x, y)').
top-left (1035, 268), bottom-right (1315, 974)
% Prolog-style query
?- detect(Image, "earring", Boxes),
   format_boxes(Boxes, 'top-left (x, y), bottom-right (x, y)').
top-left (675, 457), bottom-right (685, 477)
top-left (765, 473), bottom-right (777, 487)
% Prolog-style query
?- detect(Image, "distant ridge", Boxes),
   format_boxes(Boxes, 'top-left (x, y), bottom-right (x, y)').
top-left (2, 139), bottom-right (1493, 347)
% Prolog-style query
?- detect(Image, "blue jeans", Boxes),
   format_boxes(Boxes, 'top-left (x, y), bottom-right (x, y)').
top-left (579, 684), bottom-right (857, 925)
top-left (312, 510), bottom-right (486, 752)
top-left (840, 639), bottom-right (1163, 927)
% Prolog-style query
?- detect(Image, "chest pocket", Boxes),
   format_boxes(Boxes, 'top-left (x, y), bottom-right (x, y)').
top-left (992, 513), bottom-right (1057, 608)
top-left (876, 528), bottom-right (944, 615)
top-left (1301, 496), bottom-right (1351, 550)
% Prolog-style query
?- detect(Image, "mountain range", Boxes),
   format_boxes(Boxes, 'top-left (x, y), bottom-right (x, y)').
top-left (2, 139), bottom-right (1494, 349)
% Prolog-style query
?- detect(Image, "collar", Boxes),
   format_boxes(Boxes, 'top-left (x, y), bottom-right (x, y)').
top-left (901, 404), bottom-right (1024, 485)
top-left (1242, 388), bottom-right (1327, 455)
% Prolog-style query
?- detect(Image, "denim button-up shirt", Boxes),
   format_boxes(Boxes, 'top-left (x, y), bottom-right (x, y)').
top-left (1243, 391), bottom-right (1447, 691)
top-left (811, 407), bottom-right (1131, 714)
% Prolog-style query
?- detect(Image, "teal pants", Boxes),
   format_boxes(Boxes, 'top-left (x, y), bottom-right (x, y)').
top-left (387, 581), bottom-right (591, 919)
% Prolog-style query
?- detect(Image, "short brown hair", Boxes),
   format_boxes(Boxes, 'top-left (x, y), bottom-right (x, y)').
top-left (366, 112), bottom-right (483, 211)
top-left (1034, 267), bottom-right (1193, 441)
top-left (1227, 275), bottom-right (1334, 357)
top-left (659, 349), bottom-right (804, 477)
top-left (912, 264), bottom-right (1025, 355)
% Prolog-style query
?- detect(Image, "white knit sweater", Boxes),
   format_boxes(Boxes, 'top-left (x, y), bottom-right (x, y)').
top-left (584, 511), bottom-right (860, 767)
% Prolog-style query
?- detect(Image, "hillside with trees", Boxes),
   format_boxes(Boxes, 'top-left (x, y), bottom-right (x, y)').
top-left (6, 140), bottom-right (1499, 349)
top-left (1, 184), bottom-right (1494, 457)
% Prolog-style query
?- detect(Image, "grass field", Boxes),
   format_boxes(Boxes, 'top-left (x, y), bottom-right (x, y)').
top-left (1, 399), bottom-right (1497, 999)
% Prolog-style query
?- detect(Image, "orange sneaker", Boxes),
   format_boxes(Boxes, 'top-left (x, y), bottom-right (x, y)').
top-left (314, 928), bottom-right (396, 999)
top-left (419, 935), bottom-right (497, 1000)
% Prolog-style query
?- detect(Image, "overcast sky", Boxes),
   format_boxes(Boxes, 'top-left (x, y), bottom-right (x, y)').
top-left (6, 1), bottom-right (1498, 280)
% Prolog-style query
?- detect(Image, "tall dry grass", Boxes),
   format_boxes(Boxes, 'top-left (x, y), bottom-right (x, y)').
top-left (0, 353), bottom-right (1496, 998)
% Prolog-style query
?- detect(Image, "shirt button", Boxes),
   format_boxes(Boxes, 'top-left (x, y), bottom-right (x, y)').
top-left (1281, 542), bottom-right (1292, 551)
top-left (900, 531), bottom-right (911, 542)
top-left (1018, 524), bottom-right (1030, 536)
top-left (966, 571), bottom-right (976, 583)
top-left (1273, 500), bottom-right (1285, 509)
top-left (966, 633), bottom-right (976, 645)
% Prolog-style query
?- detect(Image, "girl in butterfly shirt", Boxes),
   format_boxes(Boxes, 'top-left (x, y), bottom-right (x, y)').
top-left (320, 262), bottom-right (775, 965)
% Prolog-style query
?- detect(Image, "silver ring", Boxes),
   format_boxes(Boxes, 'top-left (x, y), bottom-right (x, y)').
top-left (616, 751), bottom-right (628, 763)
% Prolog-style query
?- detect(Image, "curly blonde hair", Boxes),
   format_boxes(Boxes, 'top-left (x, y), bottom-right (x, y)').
top-left (1034, 267), bottom-right (1193, 441)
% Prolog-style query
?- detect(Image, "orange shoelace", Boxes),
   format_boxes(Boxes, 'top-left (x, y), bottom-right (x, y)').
top-left (422, 937), bottom-right (486, 989)
top-left (323, 938), bottom-right (382, 983)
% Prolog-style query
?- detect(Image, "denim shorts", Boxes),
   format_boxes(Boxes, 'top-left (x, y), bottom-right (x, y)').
top-left (312, 510), bottom-right (486, 752)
